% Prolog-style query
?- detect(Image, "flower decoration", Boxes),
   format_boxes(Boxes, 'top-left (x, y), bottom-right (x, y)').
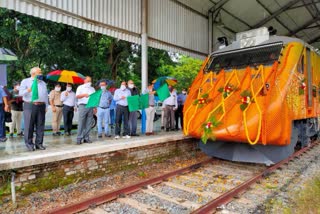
top-left (312, 86), bottom-right (317, 97)
top-left (201, 116), bottom-right (222, 144)
top-left (193, 93), bottom-right (211, 108)
top-left (299, 79), bottom-right (306, 95)
top-left (218, 84), bottom-right (237, 98)
top-left (240, 90), bottom-right (254, 111)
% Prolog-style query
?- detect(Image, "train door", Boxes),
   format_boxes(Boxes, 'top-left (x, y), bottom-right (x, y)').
top-left (306, 47), bottom-right (313, 116)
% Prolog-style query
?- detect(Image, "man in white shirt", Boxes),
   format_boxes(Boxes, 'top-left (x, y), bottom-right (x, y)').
top-left (19, 67), bottom-right (48, 151)
top-left (61, 83), bottom-right (76, 136)
top-left (76, 76), bottom-right (95, 144)
top-left (163, 86), bottom-right (178, 131)
top-left (113, 81), bottom-right (131, 139)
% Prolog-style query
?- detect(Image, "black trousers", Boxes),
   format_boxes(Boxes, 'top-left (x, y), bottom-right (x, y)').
top-left (115, 105), bottom-right (129, 136)
top-left (175, 105), bottom-right (184, 129)
top-left (63, 105), bottom-right (74, 133)
top-left (23, 102), bottom-right (46, 146)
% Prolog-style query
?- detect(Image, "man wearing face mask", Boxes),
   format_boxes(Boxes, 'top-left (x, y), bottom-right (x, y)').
top-left (19, 67), bottom-right (48, 151)
top-left (114, 81), bottom-right (131, 139)
top-left (61, 83), bottom-right (76, 136)
top-left (9, 82), bottom-right (23, 137)
top-left (76, 76), bottom-right (95, 144)
top-left (127, 80), bottom-right (140, 136)
top-left (49, 83), bottom-right (63, 136)
top-left (163, 86), bottom-right (178, 131)
top-left (175, 89), bottom-right (187, 130)
top-left (97, 80), bottom-right (113, 138)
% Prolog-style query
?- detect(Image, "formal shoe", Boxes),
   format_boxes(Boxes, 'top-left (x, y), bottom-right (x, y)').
top-left (26, 144), bottom-right (35, 151)
top-left (84, 139), bottom-right (92, 143)
top-left (122, 135), bottom-right (131, 139)
top-left (161, 126), bottom-right (164, 130)
top-left (0, 137), bottom-right (7, 142)
top-left (131, 134), bottom-right (139, 137)
top-left (76, 140), bottom-right (82, 145)
top-left (35, 145), bottom-right (46, 150)
top-left (9, 133), bottom-right (13, 137)
top-left (115, 135), bottom-right (120, 139)
top-left (98, 134), bottom-right (103, 138)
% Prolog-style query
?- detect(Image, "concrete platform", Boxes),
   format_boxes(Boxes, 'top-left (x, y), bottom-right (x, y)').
top-left (0, 130), bottom-right (189, 171)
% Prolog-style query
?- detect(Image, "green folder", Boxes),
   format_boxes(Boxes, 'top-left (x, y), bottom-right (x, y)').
top-left (86, 89), bottom-right (102, 108)
top-left (139, 93), bottom-right (149, 109)
top-left (156, 83), bottom-right (170, 101)
top-left (31, 78), bottom-right (39, 102)
top-left (127, 94), bottom-right (150, 112)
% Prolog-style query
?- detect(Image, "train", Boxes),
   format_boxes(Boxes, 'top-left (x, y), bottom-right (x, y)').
top-left (183, 27), bottom-right (320, 165)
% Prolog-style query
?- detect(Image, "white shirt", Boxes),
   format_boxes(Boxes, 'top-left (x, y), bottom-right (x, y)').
top-left (60, 90), bottom-right (76, 107)
top-left (163, 91), bottom-right (178, 108)
top-left (76, 84), bottom-right (95, 105)
top-left (19, 77), bottom-right (48, 106)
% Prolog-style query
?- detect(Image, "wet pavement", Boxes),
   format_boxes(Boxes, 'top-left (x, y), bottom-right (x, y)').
top-left (0, 119), bottom-right (188, 170)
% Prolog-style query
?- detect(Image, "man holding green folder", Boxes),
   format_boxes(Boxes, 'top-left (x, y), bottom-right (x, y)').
top-left (19, 67), bottom-right (48, 151)
top-left (76, 76), bottom-right (95, 144)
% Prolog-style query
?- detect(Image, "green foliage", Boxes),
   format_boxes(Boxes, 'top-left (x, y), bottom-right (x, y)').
top-left (158, 55), bottom-right (203, 92)
top-left (201, 116), bottom-right (221, 144)
top-left (0, 8), bottom-right (204, 92)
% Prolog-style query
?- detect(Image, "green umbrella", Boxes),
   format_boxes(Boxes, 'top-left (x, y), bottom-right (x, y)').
top-left (0, 48), bottom-right (18, 61)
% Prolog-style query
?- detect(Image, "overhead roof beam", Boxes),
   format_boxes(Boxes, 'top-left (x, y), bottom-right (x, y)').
top-left (255, 0), bottom-right (293, 33)
top-left (287, 16), bottom-right (320, 36)
top-left (308, 34), bottom-right (320, 43)
top-left (252, 0), bottom-right (302, 28)
top-left (208, 0), bottom-right (252, 29)
top-left (287, 1), bottom-right (320, 10)
top-left (288, 0), bottom-right (320, 10)
top-left (209, 0), bottom-right (231, 12)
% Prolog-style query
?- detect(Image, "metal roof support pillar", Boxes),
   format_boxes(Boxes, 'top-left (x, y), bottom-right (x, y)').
top-left (141, 0), bottom-right (148, 91)
top-left (208, 11), bottom-right (213, 54)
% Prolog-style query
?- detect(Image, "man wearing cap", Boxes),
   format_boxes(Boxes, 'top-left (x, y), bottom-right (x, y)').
top-left (97, 80), bottom-right (113, 138)
top-left (49, 83), bottom-right (63, 136)
top-left (19, 67), bottom-right (48, 151)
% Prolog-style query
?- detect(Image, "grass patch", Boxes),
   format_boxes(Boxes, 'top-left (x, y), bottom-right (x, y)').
top-left (268, 174), bottom-right (320, 213)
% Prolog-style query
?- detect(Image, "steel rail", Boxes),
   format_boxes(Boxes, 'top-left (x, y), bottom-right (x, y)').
top-left (191, 141), bottom-right (320, 214)
top-left (49, 158), bottom-right (214, 214)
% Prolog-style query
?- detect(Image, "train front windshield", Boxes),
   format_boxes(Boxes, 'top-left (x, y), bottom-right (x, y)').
top-left (204, 42), bottom-right (283, 73)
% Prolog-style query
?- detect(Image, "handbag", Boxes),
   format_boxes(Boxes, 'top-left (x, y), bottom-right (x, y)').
top-left (4, 112), bottom-right (12, 123)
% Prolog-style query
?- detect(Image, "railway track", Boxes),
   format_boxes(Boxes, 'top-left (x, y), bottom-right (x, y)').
top-left (49, 141), bottom-right (320, 214)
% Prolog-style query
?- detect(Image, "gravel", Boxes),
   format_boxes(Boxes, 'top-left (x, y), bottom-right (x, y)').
top-left (102, 201), bottom-right (141, 214)
top-left (155, 184), bottom-right (210, 204)
top-left (218, 144), bottom-right (320, 214)
top-left (130, 192), bottom-right (189, 214)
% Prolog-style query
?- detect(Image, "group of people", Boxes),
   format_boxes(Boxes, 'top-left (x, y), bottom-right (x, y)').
top-left (0, 67), bottom-right (187, 152)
